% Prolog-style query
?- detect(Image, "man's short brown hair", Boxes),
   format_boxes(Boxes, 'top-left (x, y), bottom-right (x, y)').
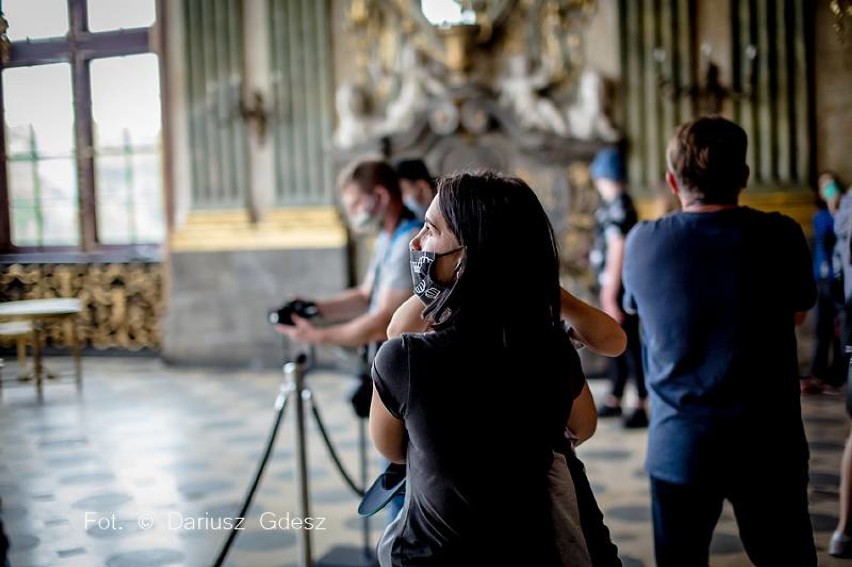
top-left (338, 159), bottom-right (402, 201)
top-left (666, 116), bottom-right (749, 205)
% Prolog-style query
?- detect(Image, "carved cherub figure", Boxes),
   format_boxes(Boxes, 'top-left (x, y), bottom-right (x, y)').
top-left (380, 45), bottom-right (448, 136)
top-left (497, 54), bottom-right (569, 136)
top-left (565, 69), bottom-right (619, 141)
top-left (333, 83), bottom-right (378, 149)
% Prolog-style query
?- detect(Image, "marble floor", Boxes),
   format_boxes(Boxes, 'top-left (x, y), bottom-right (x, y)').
top-left (1, 355), bottom-right (851, 566)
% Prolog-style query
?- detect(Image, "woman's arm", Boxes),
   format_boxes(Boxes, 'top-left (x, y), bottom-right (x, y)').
top-left (566, 382), bottom-right (597, 446)
top-left (387, 295), bottom-right (430, 338)
top-left (387, 289), bottom-right (627, 356)
top-left (369, 385), bottom-right (407, 464)
top-left (560, 288), bottom-right (627, 357)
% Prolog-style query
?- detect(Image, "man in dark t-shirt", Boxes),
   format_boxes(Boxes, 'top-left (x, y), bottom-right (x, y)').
top-left (622, 117), bottom-right (817, 566)
top-left (589, 147), bottom-right (648, 428)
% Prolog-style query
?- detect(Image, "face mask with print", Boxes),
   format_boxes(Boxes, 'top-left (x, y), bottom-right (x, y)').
top-left (409, 247), bottom-right (463, 305)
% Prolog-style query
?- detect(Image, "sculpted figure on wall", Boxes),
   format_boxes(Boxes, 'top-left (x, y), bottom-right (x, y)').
top-left (497, 54), bottom-right (570, 137)
top-left (333, 82), bottom-right (380, 149)
top-left (379, 44), bottom-right (449, 136)
top-left (565, 69), bottom-right (619, 141)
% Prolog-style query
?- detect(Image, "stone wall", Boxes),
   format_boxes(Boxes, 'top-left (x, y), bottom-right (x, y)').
top-left (162, 247), bottom-right (347, 368)
top-left (814, 1), bottom-right (852, 184)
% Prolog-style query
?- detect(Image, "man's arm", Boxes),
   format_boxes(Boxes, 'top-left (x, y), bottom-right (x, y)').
top-left (279, 287), bottom-right (411, 347)
top-left (787, 218), bottom-right (818, 326)
top-left (560, 288), bottom-right (626, 357)
top-left (313, 284), bottom-right (371, 322)
top-left (387, 290), bottom-right (627, 357)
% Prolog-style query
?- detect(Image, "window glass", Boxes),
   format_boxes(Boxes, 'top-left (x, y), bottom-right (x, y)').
top-left (4, 0), bottom-right (69, 41)
top-left (4, 64), bottom-right (78, 246)
top-left (91, 54), bottom-right (163, 244)
top-left (88, 0), bottom-right (156, 32)
top-left (420, 0), bottom-right (475, 25)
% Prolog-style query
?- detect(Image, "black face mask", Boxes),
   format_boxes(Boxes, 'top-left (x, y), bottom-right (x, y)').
top-left (409, 247), bottom-right (463, 305)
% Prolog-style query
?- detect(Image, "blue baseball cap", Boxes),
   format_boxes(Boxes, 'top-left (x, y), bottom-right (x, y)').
top-left (589, 147), bottom-right (625, 183)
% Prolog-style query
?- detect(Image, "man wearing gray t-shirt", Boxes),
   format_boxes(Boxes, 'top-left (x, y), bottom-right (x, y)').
top-left (276, 160), bottom-right (422, 348)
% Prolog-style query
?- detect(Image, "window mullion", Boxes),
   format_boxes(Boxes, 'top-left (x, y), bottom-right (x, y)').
top-left (0, 73), bottom-right (9, 251)
top-left (69, 0), bottom-right (98, 251)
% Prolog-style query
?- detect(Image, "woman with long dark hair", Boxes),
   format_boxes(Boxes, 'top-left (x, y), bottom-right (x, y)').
top-left (369, 172), bottom-right (607, 566)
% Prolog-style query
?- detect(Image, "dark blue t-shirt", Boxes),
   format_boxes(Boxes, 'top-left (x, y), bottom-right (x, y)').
top-left (622, 207), bottom-right (816, 484)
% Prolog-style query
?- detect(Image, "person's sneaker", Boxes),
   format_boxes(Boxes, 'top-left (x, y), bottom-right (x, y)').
top-left (624, 407), bottom-right (649, 429)
top-left (597, 404), bottom-right (622, 418)
top-left (830, 531), bottom-right (852, 557)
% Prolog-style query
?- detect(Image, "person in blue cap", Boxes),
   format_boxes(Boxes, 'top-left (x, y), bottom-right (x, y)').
top-left (588, 146), bottom-right (648, 428)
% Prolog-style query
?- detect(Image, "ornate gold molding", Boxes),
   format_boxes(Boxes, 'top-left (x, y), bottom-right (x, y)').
top-left (169, 207), bottom-right (348, 252)
top-left (0, 263), bottom-right (164, 350)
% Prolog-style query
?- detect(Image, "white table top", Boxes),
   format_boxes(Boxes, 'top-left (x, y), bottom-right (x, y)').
top-left (0, 298), bottom-right (82, 318)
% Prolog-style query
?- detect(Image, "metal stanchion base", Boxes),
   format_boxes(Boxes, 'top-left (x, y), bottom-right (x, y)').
top-left (314, 546), bottom-right (378, 567)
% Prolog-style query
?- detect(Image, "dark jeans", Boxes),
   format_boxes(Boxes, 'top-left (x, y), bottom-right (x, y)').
top-left (650, 471), bottom-right (816, 567)
top-left (609, 314), bottom-right (646, 401)
top-left (811, 278), bottom-right (845, 385)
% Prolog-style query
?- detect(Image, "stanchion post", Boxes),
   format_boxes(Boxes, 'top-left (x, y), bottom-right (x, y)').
top-left (359, 417), bottom-right (370, 558)
top-left (287, 356), bottom-right (314, 567)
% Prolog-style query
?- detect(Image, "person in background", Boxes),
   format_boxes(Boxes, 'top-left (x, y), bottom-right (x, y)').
top-left (275, 160), bottom-right (421, 348)
top-left (394, 158), bottom-right (437, 221)
top-left (370, 171), bottom-right (613, 566)
top-left (276, 159), bottom-right (423, 524)
top-left (828, 172), bottom-right (852, 558)
top-left (801, 172), bottom-right (846, 394)
top-left (588, 147), bottom-right (648, 428)
top-left (622, 116), bottom-right (817, 566)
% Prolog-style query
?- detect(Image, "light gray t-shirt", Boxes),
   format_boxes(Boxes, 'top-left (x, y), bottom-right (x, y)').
top-left (366, 219), bottom-right (423, 312)
top-left (836, 192), bottom-right (852, 301)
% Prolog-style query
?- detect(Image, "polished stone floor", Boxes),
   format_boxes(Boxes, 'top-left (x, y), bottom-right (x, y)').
top-left (1, 355), bottom-right (851, 566)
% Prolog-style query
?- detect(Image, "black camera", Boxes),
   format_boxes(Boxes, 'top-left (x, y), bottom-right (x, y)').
top-left (268, 299), bottom-right (319, 326)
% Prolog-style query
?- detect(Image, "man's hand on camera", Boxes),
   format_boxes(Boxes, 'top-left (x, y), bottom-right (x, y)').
top-left (276, 314), bottom-right (326, 344)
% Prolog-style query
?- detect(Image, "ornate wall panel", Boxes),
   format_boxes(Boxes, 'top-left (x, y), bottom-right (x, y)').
top-left (269, 0), bottom-right (335, 205)
top-left (0, 263), bottom-right (164, 350)
top-left (183, 0), bottom-right (251, 210)
top-left (620, 0), bottom-right (813, 196)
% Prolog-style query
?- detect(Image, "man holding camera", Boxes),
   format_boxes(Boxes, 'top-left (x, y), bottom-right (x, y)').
top-left (275, 160), bottom-right (422, 350)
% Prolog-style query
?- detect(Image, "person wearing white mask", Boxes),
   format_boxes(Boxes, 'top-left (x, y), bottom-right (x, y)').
top-left (275, 159), bottom-right (422, 348)
top-left (395, 158), bottom-right (437, 221)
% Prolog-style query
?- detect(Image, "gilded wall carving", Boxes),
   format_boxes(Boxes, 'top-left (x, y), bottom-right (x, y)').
top-left (0, 263), bottom-right (163, 350)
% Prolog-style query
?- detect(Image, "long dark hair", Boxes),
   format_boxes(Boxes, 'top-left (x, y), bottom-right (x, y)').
top-left (424, 171), bottom-right (563, 341)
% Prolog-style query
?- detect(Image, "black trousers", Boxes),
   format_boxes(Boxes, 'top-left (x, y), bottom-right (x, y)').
top-left (609, 314), bottom-right (646, 401)
top-left (811, 278), bottom-right (845, 386)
